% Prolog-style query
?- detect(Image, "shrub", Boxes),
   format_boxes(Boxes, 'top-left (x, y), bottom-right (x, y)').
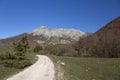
top-left (0, 51), bottom-right (17, 60)
top-left (44, 44), bottom-right (59, 55)
top-left (0, 50), bottom-right (35, 69)
top-left (34, 45), bottom-right (42, 53)
top-left (3, 59), bottom-right (33, 69)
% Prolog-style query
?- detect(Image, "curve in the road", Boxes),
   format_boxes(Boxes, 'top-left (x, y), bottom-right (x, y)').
top-left (7, 55), bottom-right (55, 80)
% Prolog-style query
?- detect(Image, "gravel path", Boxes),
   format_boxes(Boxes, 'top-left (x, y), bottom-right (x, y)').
top-left (7, 55), bottom-right (55, 80)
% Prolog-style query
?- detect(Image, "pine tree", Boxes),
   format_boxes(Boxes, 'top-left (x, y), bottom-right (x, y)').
top-left (13, 35), bottom-right (29, 56)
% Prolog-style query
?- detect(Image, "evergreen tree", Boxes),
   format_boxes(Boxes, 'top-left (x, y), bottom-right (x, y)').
top-left (13, 35), bottom-right (29, 56)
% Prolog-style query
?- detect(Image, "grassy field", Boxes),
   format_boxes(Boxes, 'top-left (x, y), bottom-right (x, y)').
top-left (0, 51), bottom-right (120, 80)
top-left (0, 44), bottom-right (11, 54)
top-left (49, 55), bottom-right (120, 80)
top-left (0, 65), bottom-right (20, 80)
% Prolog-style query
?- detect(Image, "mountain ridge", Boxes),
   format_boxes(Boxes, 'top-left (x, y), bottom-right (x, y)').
top-left (0, 26), bottom-right (86, 44)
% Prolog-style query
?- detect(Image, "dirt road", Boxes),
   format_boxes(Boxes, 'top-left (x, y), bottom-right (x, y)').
top-left (7, 55), bottom-right (55, 80)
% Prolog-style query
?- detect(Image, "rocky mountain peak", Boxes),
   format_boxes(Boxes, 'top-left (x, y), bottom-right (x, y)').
top-left (27, 26), bottom-right (86, 42)
top-left (0, 26), bottom-right (86, 44)
top-left (27, 26), bottom-right (86, 43)
top-left (39, 26), bottom-right (50, 29)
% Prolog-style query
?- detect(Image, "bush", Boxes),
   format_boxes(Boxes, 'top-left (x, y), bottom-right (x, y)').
top-left (0, 36), bottom-right (36, 69)
top-left (44, 44), bottom-right (59, 55)
top-left (3, 59), bottom-right (33, 69)
top-left (0, 51), bottom-right (17, 60)
top-left (34, 45), bottom-right (42, 53)
top-left (0, 51), bottom-right (35, 69)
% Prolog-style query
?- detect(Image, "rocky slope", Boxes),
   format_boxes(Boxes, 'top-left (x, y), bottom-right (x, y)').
top-left (0, 26), bottom-right (86, 44)
top-left (27, 26), bottom-right (85, 44)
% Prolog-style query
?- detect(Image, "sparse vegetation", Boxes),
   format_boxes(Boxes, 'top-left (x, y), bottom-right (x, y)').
top-left (0, 36), bottom-right (36, 80)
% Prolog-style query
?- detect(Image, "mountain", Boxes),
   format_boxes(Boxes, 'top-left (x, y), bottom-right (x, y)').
top-left (77, 16), bottom-right (120, 57)
top-left (94, 16), bottom-right (120, 39)
top-left (0, 26), bottom-right (86, 44)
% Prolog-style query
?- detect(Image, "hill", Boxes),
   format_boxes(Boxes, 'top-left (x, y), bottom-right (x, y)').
top-left (76, 16), bottom-right (120, 57)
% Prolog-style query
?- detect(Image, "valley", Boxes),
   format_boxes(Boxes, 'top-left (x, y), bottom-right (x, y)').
top-left (0, 16), bottom-right (120, 80)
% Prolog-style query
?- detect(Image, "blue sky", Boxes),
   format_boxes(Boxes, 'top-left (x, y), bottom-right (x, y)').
top-left (0, 0), bottom-right (120, 39)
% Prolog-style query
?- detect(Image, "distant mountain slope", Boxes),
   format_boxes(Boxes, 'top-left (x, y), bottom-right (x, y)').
top-left (77, 16), bottom-right (120, 57)
top-left (28, 26), bottom-right (85, 41)
top-left (94, 16), bottom-right (120, 39)
top-left (0, 26), bottom-right (85, 44)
